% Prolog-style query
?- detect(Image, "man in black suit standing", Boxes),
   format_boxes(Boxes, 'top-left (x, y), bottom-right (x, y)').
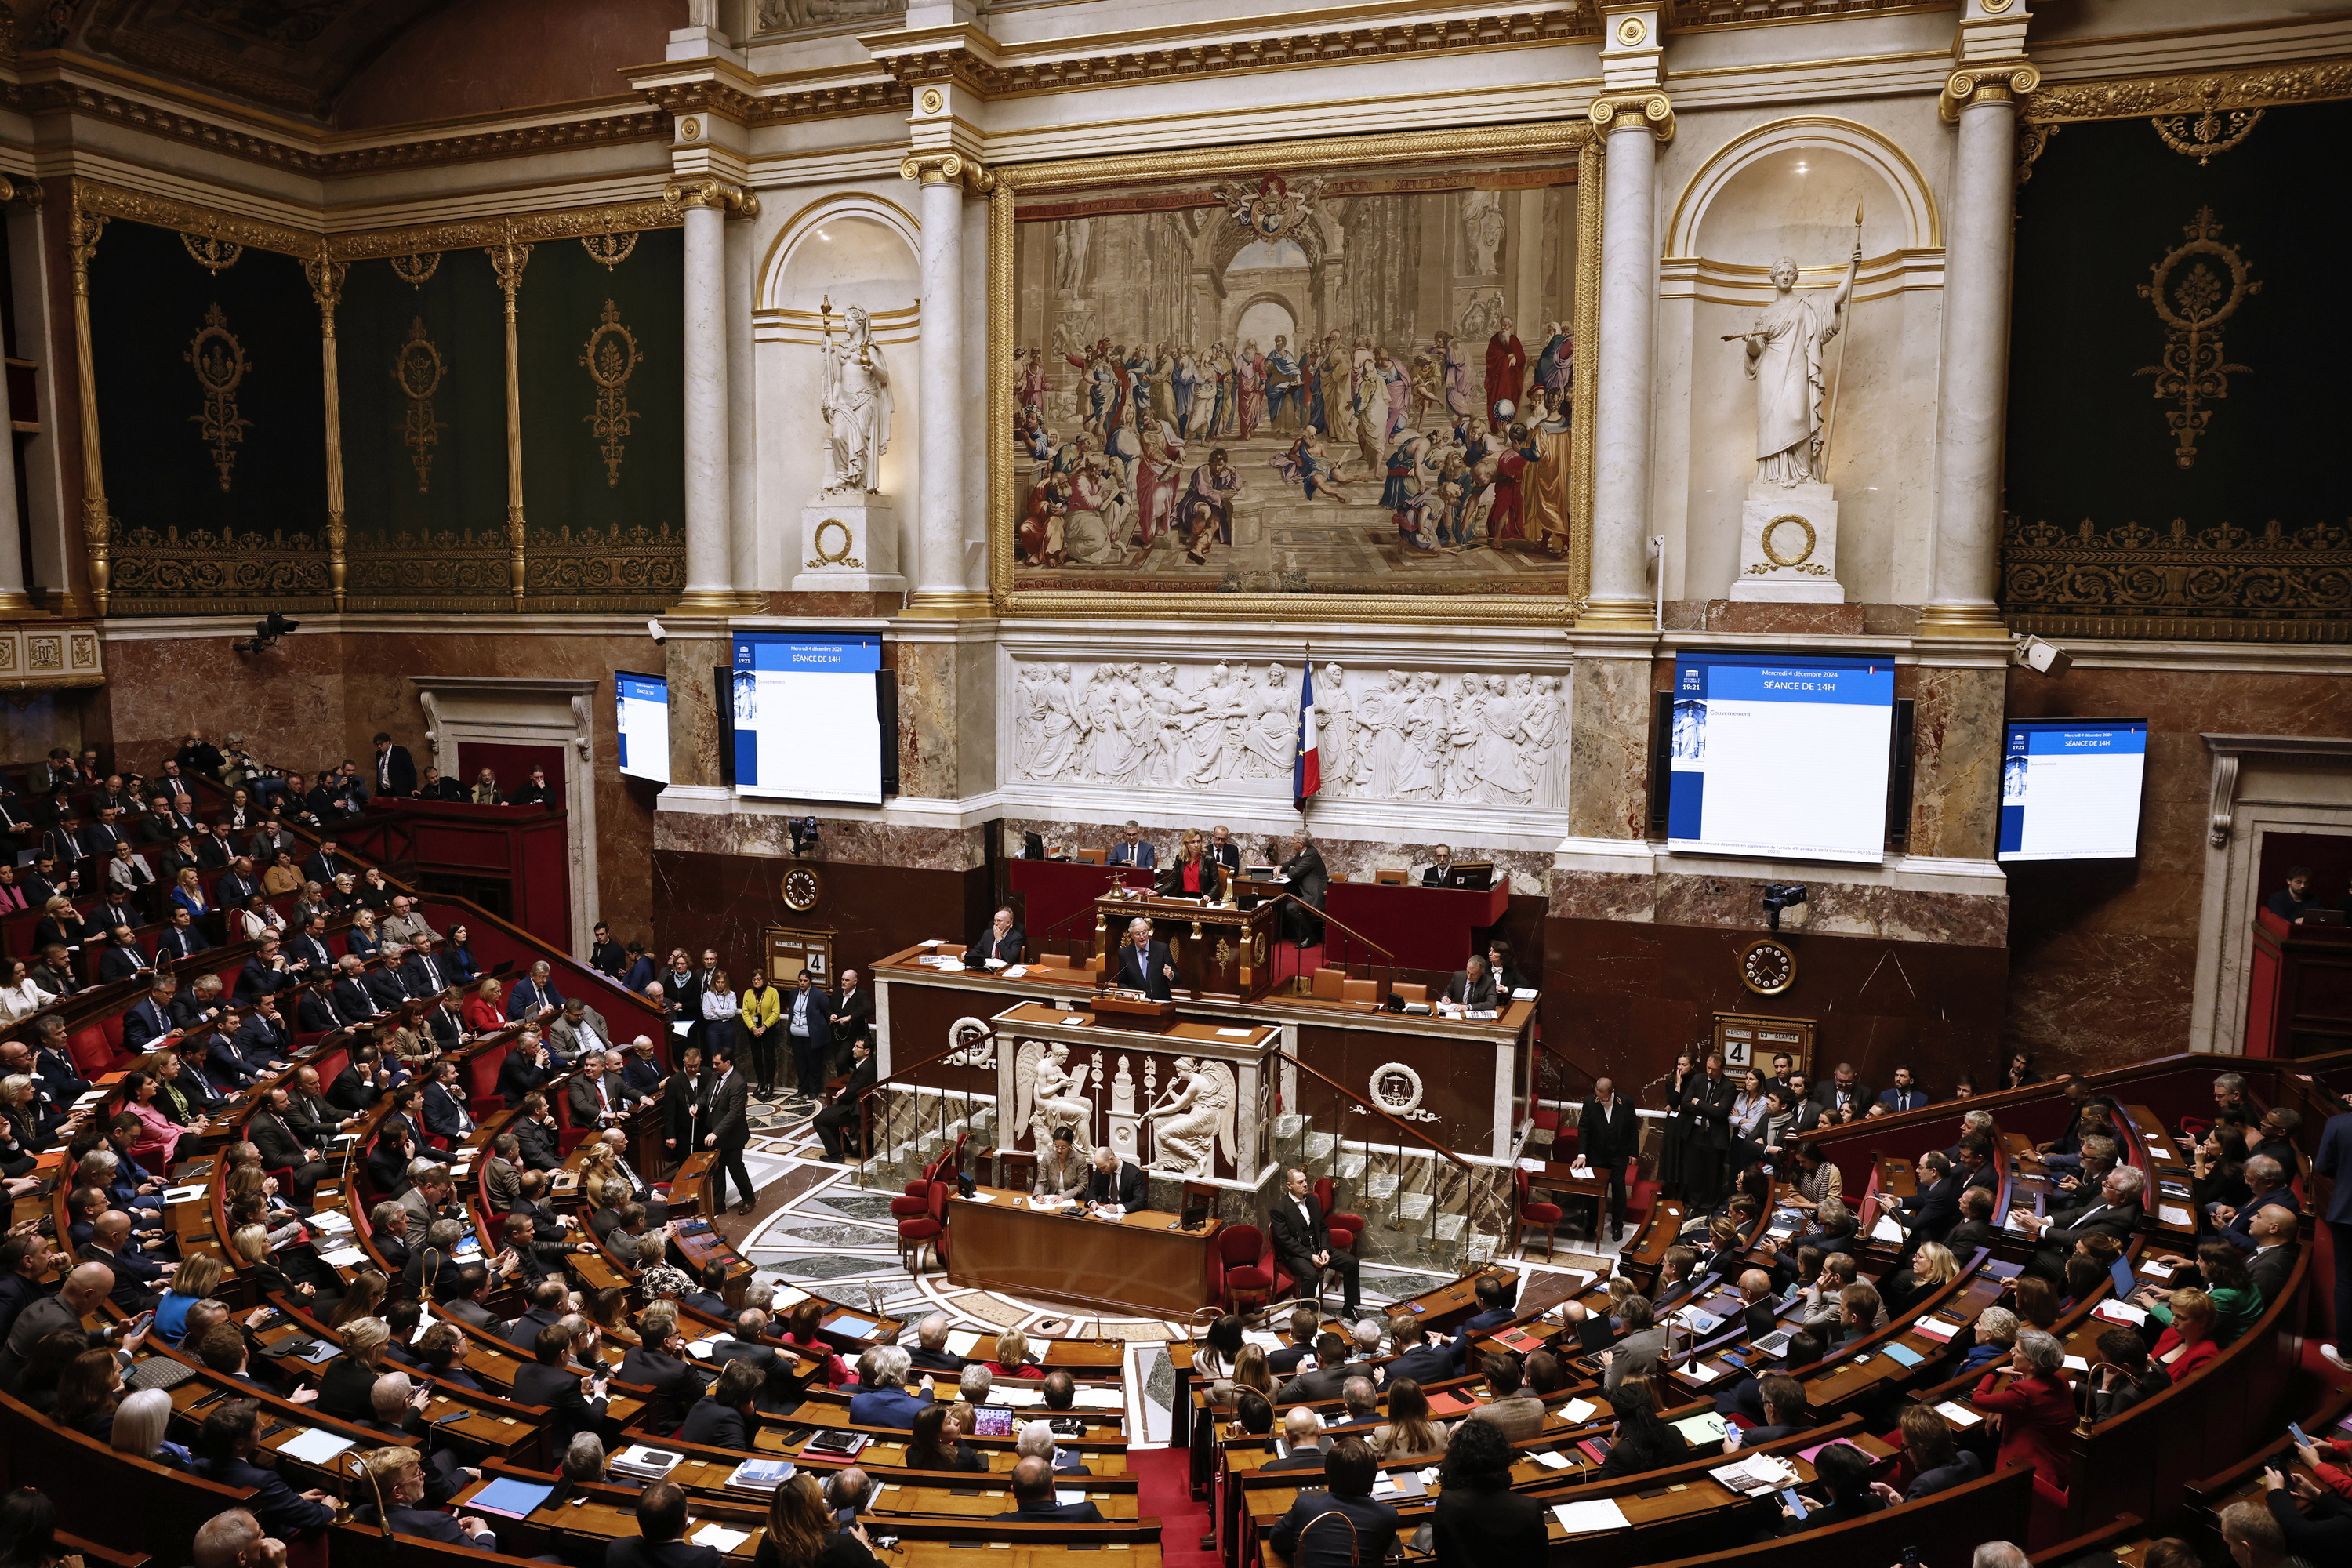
top-left (1085, 1145), bottom-right (1147, 1212)
top-left (1279, 832), bottom-right (1327, 949)
top-left (702, 1045), bottom-right (755, 1213)
top-left (1207, 824), bottom-right (1242, 877)
top-left (1679, 1051), bottom-right (1737, 1207)
top-left (963, 906), bottom-right (1024, 968)
top-left (826, 968), bottom-right (872, 1079)
top-left (1113, 916), bottom-right (1176, 1000)
top-left (1269, 1165), bottom-right (1360, 1319)
top-left (1893, 1149), bottom-right (1965, 1261)
top-left (1577, 1076), bottom-right (1639, 1241)
top-left (372, 733), bottom-right (418, 799)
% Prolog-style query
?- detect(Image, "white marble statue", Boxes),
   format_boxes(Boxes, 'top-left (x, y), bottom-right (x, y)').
top-left (1462, 191), bottom-right (1505, 278)
top-left (1145, 1056), bottom-right (1237, 1176)
top-left (1736, 241), bottom-right (1860, 486)
top-left (1015, 1040), bottom-right (1094, 1154)
top-left (1007, 656), bottom-right (1566, 808)
top-left (819, 303), bottom-right (892, 493)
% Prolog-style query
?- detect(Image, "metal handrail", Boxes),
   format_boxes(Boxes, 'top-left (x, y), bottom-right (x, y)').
top-left (1273, 1047), bottom-right (1471, 1175)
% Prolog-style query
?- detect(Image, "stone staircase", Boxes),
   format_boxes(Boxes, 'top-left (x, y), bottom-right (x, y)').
top-left (865, 1085), bottom-right (996, 1189)
top-left (1270, 1112), bottom-right (1512, 1273)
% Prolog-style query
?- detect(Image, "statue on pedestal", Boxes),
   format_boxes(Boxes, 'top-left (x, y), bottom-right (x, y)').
top-left (819, 300), bottom-right (892, 494)
top-left (1733, 229), bottom-right (1860, 487)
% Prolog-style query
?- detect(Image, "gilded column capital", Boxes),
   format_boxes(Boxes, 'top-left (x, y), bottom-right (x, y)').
top-left (1941, 60), bottom-right (2038, 121)
top-left (1588, 93), bottom-right (1674, 143)
top-left (898, 151), bottom-right (994, 193)
top-left (661, 176), bottom-right (760, 219)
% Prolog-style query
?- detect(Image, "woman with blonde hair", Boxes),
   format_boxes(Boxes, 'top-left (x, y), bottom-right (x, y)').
top-left (354, 1444), bottom-right (501, 1548)
top-left (985, 1327), bottom-right (1044, 1379)
top-left (328, 1270), bottom-right (389, 1330)
top-left (344, 902), bottom-right (379, 957)
top-left (1230, 1341), bottom-right (1276, 1399)
top-left (463, 976), bottom-right (505, 1035)
top-left (169, 867), bottom-right (209, 927)
top-left (1883, 1240), bottom-right (1958, 1316)
top-left (154, 1252), bottom-right (227, 1344)
top-left (1156, 828), bottom-right (1229, 901)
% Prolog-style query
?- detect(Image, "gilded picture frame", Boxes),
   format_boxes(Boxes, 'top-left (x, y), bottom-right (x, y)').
top-left (986, 120), bottom-right (1599, 625)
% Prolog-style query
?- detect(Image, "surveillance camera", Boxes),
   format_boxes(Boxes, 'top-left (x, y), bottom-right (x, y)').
top-left (1761, 882), bottom-right (1808, 931)
top-left (647, 619), bottom-right (666, 645)
top-left (2013, 635), bottom-right (2072, 677)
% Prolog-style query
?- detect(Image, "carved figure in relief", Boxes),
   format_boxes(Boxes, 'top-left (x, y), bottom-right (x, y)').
top-left (1238, 665), bottom-right (1296, 779)
top-left (1313, 663), bottom-right (1356, 789)
top-left (818, 304), bottom-right (892, 494)
top-left (1015, 1040), bottom-right (1094, 1155)
top-left (1145, 1056), bottom-right (1238, 1176)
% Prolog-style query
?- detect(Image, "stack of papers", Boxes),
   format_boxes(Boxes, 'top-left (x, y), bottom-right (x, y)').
top-left (1559, 1398), bottom-right (1597, 1424)
top-left (1511, 987), bottom-right (1539, 1000)
top-left (612, 1446), bottom-right (684, 1481)
top-left (1553, 1498), bottom-right (1632, 1535)
top-left (1073, 1386), bottom-right (1123, 1410)
top-left (1869, 1214), bottom-right (1907, 1243)
top-left (278, 1428), bottom-right (356, 1464)
top-left (689, 1525), bottom-right (750, 1551)
top-left (995, 1387), bottom-right (1044, 1407)
top-left (1671, 1412), bottom-right (1730, 1446)
top-left (1934, 1402), bottom-right (1983, 1428)
top-left (1530, 1449), bottom-right (1574, 1469)
top-left (316, 1246), bottom-right (368, 1268)
top-left (724, 1459), bottom-right (795, 1492)
top-left (1711, 1454), bottom-right (1796, 1495)
top-left (942, 1330), bottom-right (985, 1359)
top-left (1912, 1317), bottom-right (1961, 1342)
top-left (2092, 1300), bottom-right (2150, 1327)
top-left (2158, 1203), bottom-right (2194, 1225)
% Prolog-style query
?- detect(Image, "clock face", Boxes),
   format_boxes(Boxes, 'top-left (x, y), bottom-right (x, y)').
top-left (1739, 938), bottom-right (1797, 996)
top-left (782, 866), bottom-right (822, 913)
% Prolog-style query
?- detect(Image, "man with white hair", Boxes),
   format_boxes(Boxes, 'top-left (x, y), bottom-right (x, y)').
top-left (2012, 1164), bottom-right (2146, 1279)
top-left (959, 1365), bottom-right (993, 1407)
top-left (364, 1371), bottom-right (471, 1503)
top-left (190, 1509), bottom-right (280, 1568)
top-left (909, 1312), bottom-right (967, 1374)
top-left (1113, 915), bottom-right (1176, 1001)
top-left (1261, 1407), bottom-right (1327, 1471)
top-left (1334, 1376), bottom-right (1381, 1429)
top-left (561, 1433), bottom-right (610, 1486)
top-left (1016, 1417), bottom-right (1089, 1475)
top-left (846, 1345), bottom-right (935, 1429)
top-left (1972, 1546), bottom-right (2029, 1568)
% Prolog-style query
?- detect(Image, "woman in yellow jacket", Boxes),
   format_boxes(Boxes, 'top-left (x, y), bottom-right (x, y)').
top-left (739, 968), bottom-right (785, 1098)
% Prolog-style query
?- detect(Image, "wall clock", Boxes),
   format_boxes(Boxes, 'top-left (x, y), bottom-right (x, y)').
top-left (782, 866), bottom-right (823, 913)
top-left (1738, 937), bottom-right (1797, 996)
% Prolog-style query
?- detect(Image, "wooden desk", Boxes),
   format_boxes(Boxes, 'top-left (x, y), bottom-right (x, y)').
top-left (947, 1183), bottom-right (1222, 1314)
top-left (1091, 892), bottom-right (1284, 1000)
top-left (1324, 874), bottom-right (1512, 971)
top-left (1005, 857), bottom-right (1155, 952)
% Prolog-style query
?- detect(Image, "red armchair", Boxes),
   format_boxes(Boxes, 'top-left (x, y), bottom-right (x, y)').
top-left (1217, 1225), bottom-right (1275, 1318)
top-left (1514, 1169), bottom-right (1563, 1261)
top-left (897, 1181), bottom-right (947, 1275)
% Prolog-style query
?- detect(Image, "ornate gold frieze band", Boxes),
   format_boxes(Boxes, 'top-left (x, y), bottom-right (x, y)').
top-left (661, 177), bottom-right (761, 219)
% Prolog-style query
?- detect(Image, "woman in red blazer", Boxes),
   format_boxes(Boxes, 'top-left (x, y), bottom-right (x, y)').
top-left (2151, 1287), bottom-right (2223, 1381)
top-left (982, 1327), bottom-right (1047, 1380)
top-left (1971, 1329), bottom-right (2078, 1493)
top-left (461, 977), bottom-right (506, 1036)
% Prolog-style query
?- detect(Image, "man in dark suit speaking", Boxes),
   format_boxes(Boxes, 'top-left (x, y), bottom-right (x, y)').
top-left (963, 906), bottom-right (1024, 968)
top-left (1113, 916), bottom-right (1176, 1001)
top-left (1269, 1164), bottom-right (1361, 1319)
top-left (1085, 1146), bottom-right (1146, 1212)
top-left (1577, 1076), bottom-right (1639, 1242)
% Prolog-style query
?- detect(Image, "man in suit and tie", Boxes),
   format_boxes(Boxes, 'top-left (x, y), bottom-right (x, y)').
top-left (286, 913), bottom-right (334, 978)
top-left (993, 1456), bottom-right (1105, 1524)
top-left (1086, 1145), bottom-right (1148, 1213)
top-left (1419, 844), bottom-right (1457, 885)
top-left (402, 939), bottom-right (453, 1000)
top-left (846, 1346), bottom-right (935, 1429)
top-left (567, 1050), bottom-right (636, 1129)
top-left (1893, 1149), bottom-right (1965, 1261)
top-left (302, 838), bottom-right (345, 887)
top-left (332, 956), bottom-right (383, 1021)
top-left (1877, 1066), bottom-right (1931, 1116)
top-left (1269, 1164), bottom-right (1361, 1319)
top-left (1577, 1076), bottom-right (1639, 1241)
top-left (214, 855), bottom-right (260, 909)
top-left (1207, 823), bottom-right (1242, 876)
top-left (122, 981), bottom-right (176, 1052)
top-left (248, 1085), bottom-right (332, 1200)
top-left (2243, 1203), bottom-right (2299, 1306)
top-left (423, 990), bottom-right (466, 1053)
top-left (1381, 1316), bottom-right (1457, 1388)
top-left (2014, 1165), bottom-right (2147, 1280)
top-left (1813, 1062), bottom-right (1874, 1122)
top-left (702, 1045), bottom-right (755, 1214)
top-left (505, 960), bottom-right (564, 1022)
top-left (812, 1038), bottom-right (873, 1163)
top-left (1438, 953), bottom-right (1498, 1011)
top-left (97, 925), bottom-right (152, 986)
top-left (1679, 1051), bottom-right (1737, 1208)
top-left (782, 970), bottom-right (832, 1100)
top-left (372, 733), bottom-right (419, 798)
top-left (247, 816), bottom-right (298, 865)
top-left (234, 938), bottom-right (293, 1007)
top-left (195, 822), bottom-right (238, 870)
top-left (366, 942), bottom-right (419, 1011)
top-left (1105, 820), bottom-right (1156, 869)
top-left (236, 996), bottom-right (292, 1069)
top-left (1113, 916), bottom-right (1177, 1000)
top-left (296, 973), bottom-right (349, 1034)
top-left (963, 906), bottom-right (1025, 968)
top-left (1275, 1332), bottom-right (1359, 1404)
top-left (84, 807), bottom-right (124, 863)
top-left (826, 968), bottom-right (871, 1077)
top-left (1279, 832), bottom-right (1328, 949)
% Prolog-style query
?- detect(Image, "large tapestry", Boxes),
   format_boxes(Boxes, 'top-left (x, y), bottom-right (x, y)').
top-left (997, 135), bottom-right (1590, 610)
top-left (2004, 96), bottom-right (2352, 640)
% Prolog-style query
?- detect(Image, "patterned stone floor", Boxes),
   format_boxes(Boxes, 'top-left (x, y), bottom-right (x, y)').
top-left (731, 1104), bottom-right (1628, 1443)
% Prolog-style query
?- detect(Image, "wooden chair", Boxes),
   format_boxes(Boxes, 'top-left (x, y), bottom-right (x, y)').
top-left (1392, 982), bottom-right (1428, 1004)
top-left (1373, 867), bottom-right (1409, 885)
top-left (1036, 953), bottom-right (1071, 971)
top-left (1514, 1167), bottom-right (1563, 1260)
top-left (1341, 978), bottom-right (1380, 1004)
top-left (1310, 967), bottom-right (1347, 1001)
top-left (1075, 848), bottom-right (1108, 864)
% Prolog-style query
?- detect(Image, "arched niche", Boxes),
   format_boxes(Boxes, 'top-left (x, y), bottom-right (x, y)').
top-left (1669, 117), bottom-right (1936, 262)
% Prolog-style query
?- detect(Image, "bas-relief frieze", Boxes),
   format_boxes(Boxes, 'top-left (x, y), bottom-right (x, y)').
top-left (1007, 657), bottom-right (1567, 811)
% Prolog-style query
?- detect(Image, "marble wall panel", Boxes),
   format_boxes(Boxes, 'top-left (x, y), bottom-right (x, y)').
top-left (893, 640), bottom-right (960, 802)
top-left (654, 848), bottom-right (990, 988)
top-left (657, 810), bottom-right (984, 874)
top-left (1566, 653), bottom-right (1653, 842)
top-left (990, 815), bottom-right (1552, 891)
top-left (662, 635), bottom-right (727, 792)
top-left (1649, 871), bottom-right (2007, 948)
top-left (1547, 869), bottom-right (1657, 922)
top-left (1907, 665), bottom-right (2003, 861)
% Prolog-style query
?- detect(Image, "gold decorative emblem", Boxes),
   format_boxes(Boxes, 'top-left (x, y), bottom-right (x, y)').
top-left (680, 116), bottom-right (702, 142)
top-left (27, 637), bottom-right (59, 671)
top-left (2136, 207), bottom-right (2257, 470)
top-left (1744, 514), bottom-right (1834, 579)
top-left (580, 299), bottom-right (642, 487)
top-left (919, 88), bottom-right (944, 114)
top-left (805, 518), bottom-right (862, 569)
top-left (1738, 938), bottom-right (1797, 996)
top-left (2151, 87), bottom-right (2263, 165)
top-left (1214, 938), bottom-right (1234, 969)
top-left (580, 231), bottom-right (638, 271)
top-left (1252, 932), bottom-right (1266, 969)
top-left (782, 866), bottom-right (822, 912)
top-left (1613, 15), bottom-right (1646, 46)
top-left (180, 230), bottom-right (242, 272)
top-left (389, 252), bottom-right (441, 289)
top-left (184, 303), bottom-right (251, 492)
top-left (394, 318), bottom-right (448, 494)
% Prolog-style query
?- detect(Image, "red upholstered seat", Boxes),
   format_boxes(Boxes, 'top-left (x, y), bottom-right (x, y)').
top-left (1515, 1169), bottom-right (1563, 1260)
top-left (1218, 1225), bottom-right (1273, 1316)
top-left (1313, 1177), bottom-right (1367, 1239)
top-left (890, 1178), bottom-right (931, 1219)
top-left (898, 1181), bottom-right (949, 1275)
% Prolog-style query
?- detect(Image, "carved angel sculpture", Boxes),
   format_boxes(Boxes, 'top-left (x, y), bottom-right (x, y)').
top-left (1145, 1056), bottom-right (1237, 1177)
top-left (1015, 1040), bottom-right (1094, 1156)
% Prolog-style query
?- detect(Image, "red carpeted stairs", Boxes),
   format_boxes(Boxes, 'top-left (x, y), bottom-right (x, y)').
top-left (1131, 1446), bottom-right (1221, 1568)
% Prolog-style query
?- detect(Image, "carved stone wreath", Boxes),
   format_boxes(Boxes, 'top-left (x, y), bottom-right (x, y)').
top-left (1367, 1061), bottom-right (1425, 1116)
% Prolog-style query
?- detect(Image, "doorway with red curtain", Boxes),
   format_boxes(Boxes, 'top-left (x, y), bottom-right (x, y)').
top-left (455, 742), bottom-right (566, 806)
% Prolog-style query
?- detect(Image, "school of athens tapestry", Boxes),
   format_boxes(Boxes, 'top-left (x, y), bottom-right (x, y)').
top-left (1008, 163), bottom-right (1581, 597)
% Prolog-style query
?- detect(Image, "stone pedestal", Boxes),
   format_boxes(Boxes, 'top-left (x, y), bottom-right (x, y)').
top-left (791, 493), bottom-right (906, 594)
top-left (1730, 481), bottom-right (1842, 602)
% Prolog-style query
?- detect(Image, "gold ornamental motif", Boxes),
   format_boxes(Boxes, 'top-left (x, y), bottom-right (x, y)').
top-left (1213, 938), bottom-right (1234, 970)
top-left (805, 518), bottom-right (862, 569)
top-left (2152, 100), bottom-right (2263, 165)
top-left (580, 231), bottom-right (638, 271)
top-left (579, 299), bottom-right (642, 487)
top-left (180, 230), bottom-right (242, 272)
top-left (390, 252), bottom-right (441, 289)
top-left (2136, 208), bottom-right (2257, 470)
top-left (2002, 514), bottom-right (2352, 641)
top-left (394, 318), bottom-right (448, 494)
top-left (1760, 515), bottom-right (1817, 568)
top-left (184, 303), bottom-right (251, 492)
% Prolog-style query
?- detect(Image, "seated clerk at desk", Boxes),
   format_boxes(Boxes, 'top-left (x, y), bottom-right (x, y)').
top-left (2268, 863), bottom-right (2334, 924)
top-left (1438, 954), bottom-right (1499, 1011)
top-left (1114, 916), bottom-right (1177, 1001)
top-left (1086, 1145), bottom-right (1147, 1212)
top-left (1156, 829), bottom-right (1232, 901)
top-left (1207, 823), bottom-right (1241, 875)
top-left (1106, 820), bottom-right (1156, 868)
top-left (1420, 844), bottom-right (1457, 885)
top-left (962, 906), bottom-right (1024, 968)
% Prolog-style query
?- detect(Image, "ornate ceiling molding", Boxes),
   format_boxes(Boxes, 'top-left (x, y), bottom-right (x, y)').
top-left (867, 10), bottom-right (1598, 103)
top-left (2021, 56), bottom-right (2352, 125)
top-left (75, 177), bottom-right (314, 257)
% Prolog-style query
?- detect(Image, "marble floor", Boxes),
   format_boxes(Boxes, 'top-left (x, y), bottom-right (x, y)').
top-left (726, 1102), bottom-right (1631, 1444)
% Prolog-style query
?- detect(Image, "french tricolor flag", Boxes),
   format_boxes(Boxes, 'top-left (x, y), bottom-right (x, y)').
top-left (1294, 662), bottom-right (1320, 808)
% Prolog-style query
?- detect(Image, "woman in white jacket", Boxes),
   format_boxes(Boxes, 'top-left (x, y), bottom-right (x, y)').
top-left (0, 959), bottom-right (56, 1022)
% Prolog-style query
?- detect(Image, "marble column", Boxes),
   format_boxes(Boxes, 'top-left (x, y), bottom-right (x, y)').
top-left (670, 177), bottom-right (758, 612)
top-left (1582, 103), bottom-right (1671, 629)
top-left (1920, 77), bottom-right (2024, 637)
top-left (902, 154), bottom-right (989, 617)
top-left (0, 304), bottom-right (31, 615)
